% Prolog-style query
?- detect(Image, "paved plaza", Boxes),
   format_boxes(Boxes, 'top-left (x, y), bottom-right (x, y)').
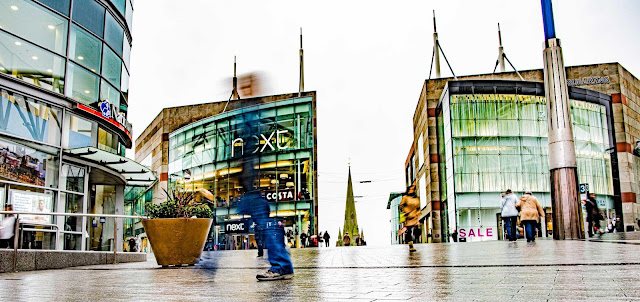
top-left (1, 234), bottom-right (640, 301)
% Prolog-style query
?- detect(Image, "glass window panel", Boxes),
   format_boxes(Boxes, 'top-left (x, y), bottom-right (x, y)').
top-left (0, 31), bottom-right (65, 94)
top-left (453, 120), bottom-right (475, 137)
top-left (111, 0), bottom-right (126, 16)
top-left (497, 101), bottom-right (517, 120)
top-left (475, 101), bottom-right (497, 120)
top-left (122, 38), bottom-right (131, 69)
top-left (475, 137), bottom-right (498, 154)
top-left (477, 155), bottom-right (500, 173)
top-left (0, 0), bottom-right (68, 55)
top-left (497, 120), bottom-right (519, 136)
top-left (99, 80), bottom-right (120, 110)
top-left (519, 120), bottom-right (539, 137)
top-left (68, 25), bottom-right (101, 72)
top-left (97, 127), bottom-right (118, 153)
top-left (66, 114), bottom-right (93, 149)
top-left (104, 12), bottom-right (124, 56)
top-left (0, 136), bottom-right (59, 188)
top-left (72, 0), bottom-right (105, 38)
top-left (498, 137), bottom-right (519, 155)
top-left (502, 173), bottom-right (521, 192)
top-left (37, 0), bottom-right (71, 16)
top-left (481, 173), bottom-right (501, 192)
top-left (454, 155), bottom-right (478, 174)
top-left (519, 102), bottom-right (538, 120)
top-left (60, 164), bottom-right (85, 193)
top-left (0, 89), bottom-right (62, 145)
top-left (101, 45), bottom-right (121, 87)
top-left (521, 155), bottom-right (540, 174)
top-left (452, 138), bottom-right (476, 156)
top-left (66, 62), bottom-right (99, 107)
top-left (500, 155), bottom-right (521, 173)
top-left (125, 0), bottom-right (133, 27)
top-left (475, 120), bottom-right (497, 136)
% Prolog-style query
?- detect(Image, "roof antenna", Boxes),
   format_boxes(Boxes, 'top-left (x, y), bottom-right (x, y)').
top-left (223, 56), bottom-right (240, 113)
top-left (492, 23), bottom-right (524, 81)
top-left (299, 27), bottom-right (304, 97)
top-left (428, 11), bottom-right (457, 80)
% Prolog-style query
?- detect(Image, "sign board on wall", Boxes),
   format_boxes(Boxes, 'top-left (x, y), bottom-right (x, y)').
top-left (458, 228), bottom-right (495, 240)
top-left (10, 190), bottom-right (53, 224)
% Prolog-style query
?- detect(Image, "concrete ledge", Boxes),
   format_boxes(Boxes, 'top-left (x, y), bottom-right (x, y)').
top-left (0, 250), bottom-right (146, 273)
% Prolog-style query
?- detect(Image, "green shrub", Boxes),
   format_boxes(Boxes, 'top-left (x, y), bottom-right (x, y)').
top-left (145, 188), bottom-right (213, 219)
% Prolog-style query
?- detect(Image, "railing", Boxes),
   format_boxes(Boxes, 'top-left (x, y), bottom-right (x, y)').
top-left (0, 211), bottom-right (146, 271)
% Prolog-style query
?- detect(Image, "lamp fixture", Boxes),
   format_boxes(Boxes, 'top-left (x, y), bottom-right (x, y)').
top-left (46, 69), bottom-right (52, 72)
top-left (10, 5), bottom-right (18, 10)
top-left (47, 25), bottom-right (55, 30)
top-left (77, 56), bottom-right (84, 60)
top-left (14, 41), bottom-right (21, 46)
top-left (280, 173), bottom-right (288, 179)
top-left (31, 56), bottom-right (38, 60)
top-left (286, 182), bottom-right (294, 187)
top-left (84, 90), bottom-right (90, 94)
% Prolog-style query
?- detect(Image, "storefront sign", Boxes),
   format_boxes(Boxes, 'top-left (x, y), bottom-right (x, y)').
top-left (225, 221), bottom-right (246, 233)
top-left (231, 130), bottom-right (290, 156)
top-left (77, 103), bottom-right (132, 139)
top-left (458, 228), bottom-right (493, 238)
top-left (265, 190), bottom-right (294, 202)
top-left (10, 190), bottom-right (53, 224)
top-left (567, 76), bottom-right (610, 86)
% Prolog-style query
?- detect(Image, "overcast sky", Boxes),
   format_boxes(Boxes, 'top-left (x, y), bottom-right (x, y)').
top-left (127, 0), bottom-right (640, 246)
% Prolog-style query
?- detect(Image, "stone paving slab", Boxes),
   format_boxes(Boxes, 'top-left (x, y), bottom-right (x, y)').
top-left (1, 238), bottom-right (640, 301)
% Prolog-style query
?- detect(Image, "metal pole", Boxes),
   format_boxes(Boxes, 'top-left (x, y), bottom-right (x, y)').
top-left (12, 214), bottom-right (19, 272)
top-left (113, 218), bottom-right (117, 264)
top-left (541, 0), bottom-right (583, 239)
top-left (433, 11), bottom-right (440, 78)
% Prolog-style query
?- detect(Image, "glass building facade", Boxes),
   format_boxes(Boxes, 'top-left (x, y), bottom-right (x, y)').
top-left (0, 0), bottom-right (152, 252)
top-left (168, 96), bottom-right (317, 250)
top-left (437, 81), bottom-right (619, 242)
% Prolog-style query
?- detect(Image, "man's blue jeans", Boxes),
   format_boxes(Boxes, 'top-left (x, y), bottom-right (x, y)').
top-left (522, 220), bottom-right (537, 241)
top-left (503, 216), bottom-right (517, 241)
top-left (239, 192), bottom-right (293, 275)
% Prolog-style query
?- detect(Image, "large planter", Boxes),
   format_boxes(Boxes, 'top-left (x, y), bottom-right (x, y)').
top-left (142, 218), bottom-right (213, 266)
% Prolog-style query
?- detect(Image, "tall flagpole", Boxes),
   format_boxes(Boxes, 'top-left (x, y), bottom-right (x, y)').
top-left (541, 0), bottom-right (584, 240)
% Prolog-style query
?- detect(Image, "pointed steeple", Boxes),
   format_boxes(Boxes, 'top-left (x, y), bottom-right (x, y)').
top-left (342, 165), bottom-right (359, 246)
top-left (336, 228), bottom-right (343, 247)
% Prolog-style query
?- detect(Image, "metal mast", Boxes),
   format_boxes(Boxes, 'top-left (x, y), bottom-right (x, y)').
top-left (299, 28), bottom-right (304, 97)
top-left (541, 0), bottom-right (583, 240)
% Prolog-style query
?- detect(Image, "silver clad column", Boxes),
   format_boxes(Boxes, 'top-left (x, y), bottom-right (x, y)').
top-left (543, 38), bottom-right (584, 240)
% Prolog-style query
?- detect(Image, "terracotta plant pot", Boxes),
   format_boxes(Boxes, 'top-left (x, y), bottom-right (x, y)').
top-left (142, 218), bottom-right (213, 266)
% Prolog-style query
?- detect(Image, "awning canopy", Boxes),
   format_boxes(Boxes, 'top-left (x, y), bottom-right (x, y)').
top-left (387, 192), bottom-right (404, 209)
top-left (63, 147), bottom-right (156, 187)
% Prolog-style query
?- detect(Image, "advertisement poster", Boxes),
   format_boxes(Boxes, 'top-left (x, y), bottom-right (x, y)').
top-left (10, 190), bottom-right (53, 224)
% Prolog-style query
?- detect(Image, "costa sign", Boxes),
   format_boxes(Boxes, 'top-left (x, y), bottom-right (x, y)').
top-left (265, 190), bottom-right (294, 202)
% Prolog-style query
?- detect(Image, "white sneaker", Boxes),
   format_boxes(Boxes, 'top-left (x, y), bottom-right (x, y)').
top-left (256, 270), bottom-right (294, 281)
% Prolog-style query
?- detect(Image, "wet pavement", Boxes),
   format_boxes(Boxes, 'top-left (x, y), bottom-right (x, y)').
top-left (1, 234), bottom-right (640, 301)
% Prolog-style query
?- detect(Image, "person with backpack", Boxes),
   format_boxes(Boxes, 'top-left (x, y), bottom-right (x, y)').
top-left (516, 191), bottom-right (544, 242)
top-left (323, 230), bottom-right (330, 247)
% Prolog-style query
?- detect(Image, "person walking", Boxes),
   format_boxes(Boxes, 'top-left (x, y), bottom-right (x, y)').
top-left (0, 205), bottom-right (16, 249)
top-left (516, 191), bottom-right (544, 242)
top-left (300, 231), bottom-right (307, 248)
top-left (585, 193), bottom-right (603, 237)
top-left (343, 232), bottom-right (351, 246)
top-left (501, 189), bottom-right (519, 241)
top-left (323, 230), bottom-right (330, 247)
top-left (236, 114), bottom-right (294, 281)
top-left (400, 185), bottom-right (421, 252)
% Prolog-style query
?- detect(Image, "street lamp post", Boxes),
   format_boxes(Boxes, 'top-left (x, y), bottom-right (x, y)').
top-left (541, 0), bottom-right (584, 239)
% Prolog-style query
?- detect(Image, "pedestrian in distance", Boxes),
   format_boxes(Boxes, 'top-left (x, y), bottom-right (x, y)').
top-left (400, 185), bottom-right (421, 252)
top-left (500, 189), bottom-right (519, 241)
top-left (343, 232), bottom-right (351, 246)
top-left (0, 205), bottom-right (16, 249)
top-left (516, 191), bottom-right (544, 242)
top-left (451, 229), bottom-right (458, 242)
top-left (585, 193), bottom-right (603, 237)
top-left (323, 230), bottom-right (330, 247)
top-left (300, 231), bottom-right (307, 248)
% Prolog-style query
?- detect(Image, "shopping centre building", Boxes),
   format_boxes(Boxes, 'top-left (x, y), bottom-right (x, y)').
top-left (0, 0), bottom-right (154, 251)
top-left (135, 92), bottom-right (318, 250)
top-left (403, 63), bottom-right (640, 242)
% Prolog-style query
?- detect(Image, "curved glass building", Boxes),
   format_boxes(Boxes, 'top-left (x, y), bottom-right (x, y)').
top-left (0, 0), bottom-right (154, 252)
top-left (168, 96), bottom-right (317, 250)
top-left (437, 80), bottom-right (617, 241)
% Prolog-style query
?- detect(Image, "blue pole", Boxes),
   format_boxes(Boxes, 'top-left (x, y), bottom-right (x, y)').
top-left (541, 0), bottom-right (556, 40)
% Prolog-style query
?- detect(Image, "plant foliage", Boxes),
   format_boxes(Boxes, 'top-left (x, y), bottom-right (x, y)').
top-left (145, 188), bottom-right (213, 219)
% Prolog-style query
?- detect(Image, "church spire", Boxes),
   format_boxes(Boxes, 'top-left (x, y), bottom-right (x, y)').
top-left (342, 165), bottom-right (359, 246)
